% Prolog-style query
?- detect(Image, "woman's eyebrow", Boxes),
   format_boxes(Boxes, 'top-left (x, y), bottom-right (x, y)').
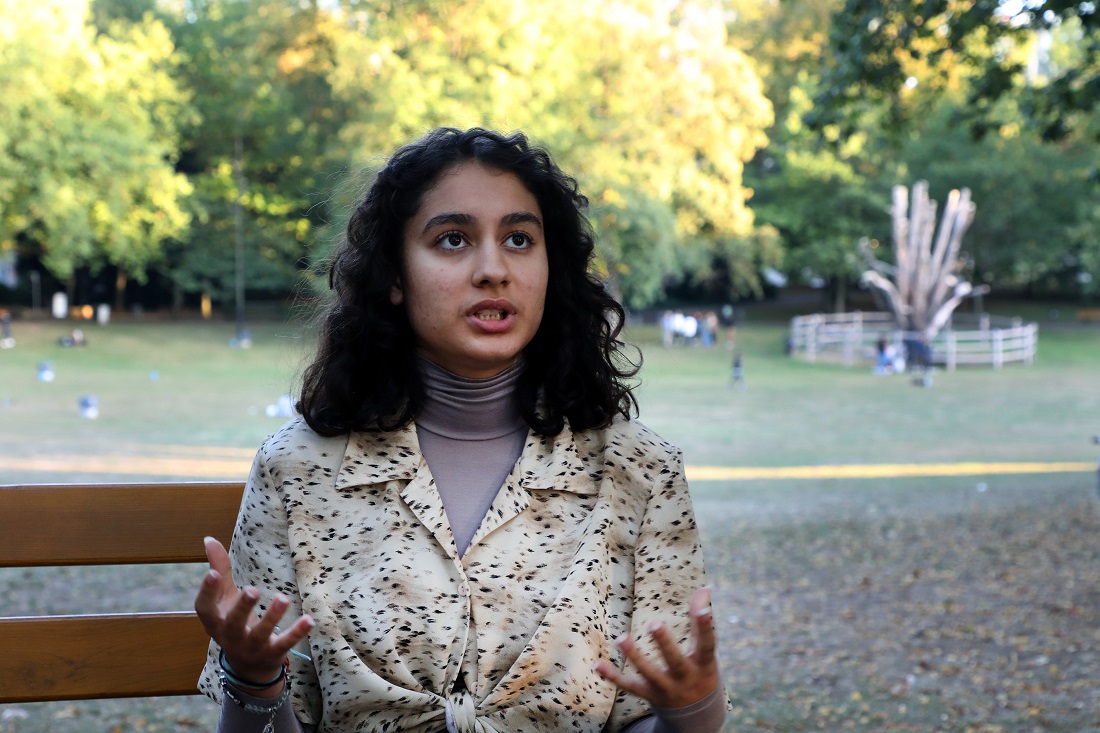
top-left (501, 211), bottom-right (543, 230)
top-left (421, 210), bottom-right (543, 234)
top-left (421, 211), bottom-right (474, 234)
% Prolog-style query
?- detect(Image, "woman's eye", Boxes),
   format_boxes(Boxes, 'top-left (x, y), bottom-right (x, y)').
top-left (438, 232), bottom-right (466, 249)
top-left (506, 233), bottom-right (532, 249)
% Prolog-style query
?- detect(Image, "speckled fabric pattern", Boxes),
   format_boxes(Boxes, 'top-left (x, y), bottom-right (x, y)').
top-left (198, 416), bottom-right (708, 733)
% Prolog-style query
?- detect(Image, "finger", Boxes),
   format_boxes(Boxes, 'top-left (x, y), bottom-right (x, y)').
top-left (194, 569), bottom-right (226, 634)
top-left (615, 634), bottom-right (668, 689)
top-left (272, 615), bottom-right (315, 657)
top-left (592, 660), bottom-right (651, 700)
top-left (646, 620), bottom-right (690, 678)
top-left (225, 586), bottom-right (262, 636)
top-left (689, 587), bottom-right (718, 668)
top-left (204, 537), bottom-right (240, 595)
top-left (204, 536), bottom-right (231, 574)
top-left (250, 593), bottom-right (290, 640)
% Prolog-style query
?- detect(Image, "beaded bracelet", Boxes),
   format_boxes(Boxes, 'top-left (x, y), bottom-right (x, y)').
top-left (218, 661), bottom-right (292, 733)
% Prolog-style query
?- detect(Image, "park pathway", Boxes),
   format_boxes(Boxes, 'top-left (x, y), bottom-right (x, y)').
top-left (688, 461), bottom-right (1095, 480)
top-left (0, 448), bottom-right (1093, 481)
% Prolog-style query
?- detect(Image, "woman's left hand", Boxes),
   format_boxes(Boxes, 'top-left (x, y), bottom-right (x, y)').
top-left (592, 586), bottom-right (718, 709)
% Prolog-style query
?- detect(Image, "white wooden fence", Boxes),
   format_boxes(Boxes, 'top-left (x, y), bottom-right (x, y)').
top-left (789, 312), bottom-right (1038, 370)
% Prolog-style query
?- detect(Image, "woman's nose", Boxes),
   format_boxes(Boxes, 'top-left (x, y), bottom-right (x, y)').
top-left (473, 242), bottom-right (509, 286)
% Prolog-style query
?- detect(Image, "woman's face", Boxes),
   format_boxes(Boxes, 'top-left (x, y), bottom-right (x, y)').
top-left (393, 162), bottom-right (549, 379)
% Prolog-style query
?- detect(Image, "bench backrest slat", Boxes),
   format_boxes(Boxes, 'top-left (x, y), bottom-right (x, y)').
top-left (0, 481), bottom-right (245, 703)
top-left (0, 613), bottom-right (210, 702)
top-left (0, 483), bottom-right (243, 566)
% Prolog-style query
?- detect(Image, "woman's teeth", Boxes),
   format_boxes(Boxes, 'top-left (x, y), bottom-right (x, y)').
top-left (474, 310), bottom-right (506, 320)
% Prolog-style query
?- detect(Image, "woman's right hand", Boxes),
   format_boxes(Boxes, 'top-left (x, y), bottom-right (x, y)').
top-left (194, 536), bottom-right (314, 697)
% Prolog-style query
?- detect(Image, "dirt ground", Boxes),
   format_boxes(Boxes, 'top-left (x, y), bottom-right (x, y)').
top-left (2, 481), bottom-right (1098, 733)
top-left (702, 481), bottom-right (1100, 732)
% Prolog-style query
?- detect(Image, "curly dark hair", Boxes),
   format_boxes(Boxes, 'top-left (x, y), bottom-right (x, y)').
top-left (298, 127), bottom-right (639, 437)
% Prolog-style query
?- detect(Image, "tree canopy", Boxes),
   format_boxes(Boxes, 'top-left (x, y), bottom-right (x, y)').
top-left (161, 0), bottom-right (352, 305)
top-left (323, 0), bottom-right (774, 306)
top-left (729, 0), bottom-right (1100, 306)
top-left (813, 0), bottom-right (1100, 141)
top-left (2, 0), bottom-right (1098, 310)
top-left (0, 0), bottom-right (191, 283)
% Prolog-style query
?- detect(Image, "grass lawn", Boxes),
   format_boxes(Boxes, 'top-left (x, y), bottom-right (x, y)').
top-left (1, 309), bottom-right (1097, 481)
top-left (1, 307), bottom-right (1099, 732)
top-left (629, 320), bottom-right (1100, 471)
top-left (0, 318), bottom-right (312, 481)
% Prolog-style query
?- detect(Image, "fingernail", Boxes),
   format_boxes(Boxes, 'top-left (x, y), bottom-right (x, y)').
top-left (614, 634), bottom-right (629, 648)
top-left (697, 586), bottom-right (714, 615)
top-left (647, 620), bottom-right (662, 633)
top-left (244, 588), bottom-right (260, 601)
top-left (303, 616), bottom-right (315, 630)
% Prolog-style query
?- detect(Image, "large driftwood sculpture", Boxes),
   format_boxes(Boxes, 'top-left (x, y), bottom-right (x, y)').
top-left (860, 181), bottom-right (990, 342)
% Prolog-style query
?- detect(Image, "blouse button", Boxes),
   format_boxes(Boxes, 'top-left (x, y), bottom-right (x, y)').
top-left (459, 583), bottom-right (470, 597)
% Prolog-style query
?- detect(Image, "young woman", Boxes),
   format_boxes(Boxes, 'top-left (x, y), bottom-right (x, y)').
top-left (194, 128), bottom-right (727, 733)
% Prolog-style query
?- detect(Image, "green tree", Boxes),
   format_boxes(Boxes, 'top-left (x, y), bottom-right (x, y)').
top-left (325, 0), bottom-right (774, 307)
top-left (814, 0), bottom-right (1100, 141)
top-left (748, 145), bottom-right (890, 310)
top-left (0, 0), bottom-right (191, 287)
top-left (163, 0), bottom-right (350, 317)
top-left (728, 0), bottom-right (837, 125)
top-left (732, 0), bottom-right (1100, 305)
top-left (729, 0), bottom-right (893, 309)
top-left (899, 102), bottom-right (1100, 296)
top-left (1068, 192), bottom-right (1100, 302)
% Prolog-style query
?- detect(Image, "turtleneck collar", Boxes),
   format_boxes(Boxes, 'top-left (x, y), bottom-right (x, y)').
top-left (415, 355), bottom-right (528, 441)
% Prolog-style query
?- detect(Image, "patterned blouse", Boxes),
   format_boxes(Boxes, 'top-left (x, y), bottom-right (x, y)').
top-left (199, 415), bottom-right (710, 732)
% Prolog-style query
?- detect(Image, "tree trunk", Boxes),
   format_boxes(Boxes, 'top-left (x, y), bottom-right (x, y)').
top-left (114, 270), bottom-right (127, 313)
top-left (171, 283), bottom-right (183, 319)
top-left (233, 132), bottom-right (247, 339)
top-left (832, 278), bottom-right (847, 314)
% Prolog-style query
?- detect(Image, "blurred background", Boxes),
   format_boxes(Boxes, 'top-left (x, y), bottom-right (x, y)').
top-left (1, 0), bottom-right (1098, 324)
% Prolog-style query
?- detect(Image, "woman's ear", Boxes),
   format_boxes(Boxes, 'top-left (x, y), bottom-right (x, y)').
top-left (389, 279), bottom-right (404, 306)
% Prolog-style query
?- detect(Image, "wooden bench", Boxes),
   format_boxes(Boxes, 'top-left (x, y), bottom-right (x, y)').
top-left (1078, 308), bottom-right (1100, 323)
top-left (0, 481), bottom-right (244, 703)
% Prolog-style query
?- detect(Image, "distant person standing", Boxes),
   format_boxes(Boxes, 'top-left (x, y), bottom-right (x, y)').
top-left (0, 309), bottom-right (13, 349)
top-left (718, 304), bottom-right (737, 348)
top-left (671, 311), bottom-right (687, 345)
top-left (682, 313), bottom-right (699, 344)
top-left (660, 310), bottom-right (675, 347)
top-left (728, 352), bottom-right (745, 390)
top-left (874, 333), bottom-right (890, 374)
top-left (702, 311), bottom-right (719, 348)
